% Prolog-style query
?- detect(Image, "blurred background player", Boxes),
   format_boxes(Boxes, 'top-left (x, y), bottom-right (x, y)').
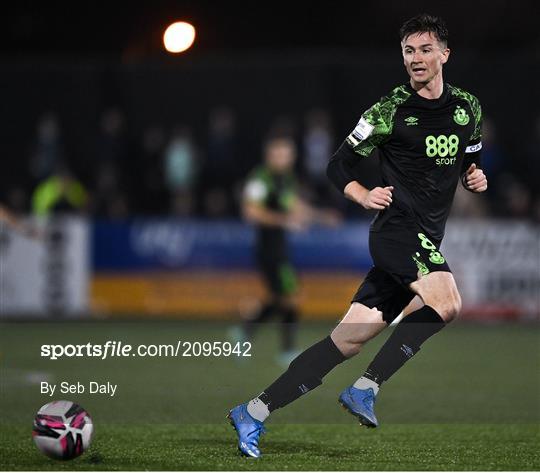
top-left (239, 135), bottom-right (339, 365)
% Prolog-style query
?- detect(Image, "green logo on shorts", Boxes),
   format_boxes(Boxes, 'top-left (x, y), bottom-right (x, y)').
top-left (412, 252), bottom-right (430, 276)
top-left (416, 233), bottom-right (446, 266)
top-left (429, 251), bottom-right (445, 264)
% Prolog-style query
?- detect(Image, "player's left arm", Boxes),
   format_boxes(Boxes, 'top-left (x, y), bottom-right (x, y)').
top-left (460, 99), bottom-right (488, 193)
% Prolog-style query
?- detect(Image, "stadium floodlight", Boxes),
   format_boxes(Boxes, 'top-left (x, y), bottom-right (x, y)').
top-left (163, 21), bottom-right (196, 53)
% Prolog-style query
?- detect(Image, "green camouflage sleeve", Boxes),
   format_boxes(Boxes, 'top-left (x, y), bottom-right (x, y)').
top-left (345, 85), bottom-right (411, 157)
top-left (470, 98), bottom-right (482, 142)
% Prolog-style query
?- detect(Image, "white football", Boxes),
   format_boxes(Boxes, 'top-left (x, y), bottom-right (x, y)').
top-left (32, 400), bottom-right (93, 460)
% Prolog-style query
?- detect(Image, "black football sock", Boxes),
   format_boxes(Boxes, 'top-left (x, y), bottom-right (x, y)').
top-left (363, 305), bottom-right (446, 385)
top-left (243, 301), bottom-right (278, 339)
top-left (281, 305), bottom-right (299, 352)
top-left (258, 336), bottom-right (346, 411)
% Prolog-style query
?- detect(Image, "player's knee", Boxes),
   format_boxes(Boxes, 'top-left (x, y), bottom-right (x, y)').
top-left (413, 273), bottom-right (462, 322)
top-left (331, 337), bottom-right (362, 358)
top-left (434, 290), bottom-right (462, 322)
top-left (448, 290), bottom-right (462, 321)
top-left (330, 325), bottom-right (363, 358)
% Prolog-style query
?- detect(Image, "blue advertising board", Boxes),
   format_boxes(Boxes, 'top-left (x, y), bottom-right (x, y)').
top-left (92, 220), bottom-right (373, 271)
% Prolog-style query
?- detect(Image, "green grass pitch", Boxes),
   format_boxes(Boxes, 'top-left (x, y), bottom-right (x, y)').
top-left (1, 320), bottom-right (539, 470)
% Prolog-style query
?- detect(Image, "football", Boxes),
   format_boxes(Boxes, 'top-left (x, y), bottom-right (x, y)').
top-left (32, 400), bottom-right (93, 460)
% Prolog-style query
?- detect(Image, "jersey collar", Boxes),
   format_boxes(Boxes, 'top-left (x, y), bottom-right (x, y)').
top-left (405, 82), bottom-right (449, 107)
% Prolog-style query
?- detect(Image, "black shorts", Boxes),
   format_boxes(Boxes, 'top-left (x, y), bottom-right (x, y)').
top-left (257, 253), bottom-right (298, 297)
top-left (352, 225), bottom-right (451, 323)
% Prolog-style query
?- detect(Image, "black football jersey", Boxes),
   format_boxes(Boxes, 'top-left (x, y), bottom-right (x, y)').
top-left (346, 82), bottom-right (482, 241)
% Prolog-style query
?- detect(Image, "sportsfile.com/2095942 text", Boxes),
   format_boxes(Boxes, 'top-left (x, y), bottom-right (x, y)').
top-left (40, 340), bottom-right (252, 360)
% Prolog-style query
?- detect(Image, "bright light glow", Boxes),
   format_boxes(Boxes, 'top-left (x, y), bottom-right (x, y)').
top-left (163, 22), bottom-right (196, 53)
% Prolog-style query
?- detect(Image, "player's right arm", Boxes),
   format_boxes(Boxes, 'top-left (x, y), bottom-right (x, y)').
top-left (344, 180), bottom-right (393, 210)
top-left (327, 108), bottom-right (394, 210)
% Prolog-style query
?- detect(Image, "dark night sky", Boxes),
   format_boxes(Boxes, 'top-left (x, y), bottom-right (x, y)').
top-left (3, 0), bottom-right (539, 56)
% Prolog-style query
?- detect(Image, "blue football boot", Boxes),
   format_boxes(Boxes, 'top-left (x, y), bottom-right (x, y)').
top-left (338, 386), bottom-right (379, 427)
top-left (227, 403), bottom-right (266, 458)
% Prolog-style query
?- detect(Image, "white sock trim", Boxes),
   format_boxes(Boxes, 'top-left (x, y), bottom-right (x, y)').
top-left (353, 376), bottom-right (380, 395)
top-left (247, 398), bottom-right (270, 422)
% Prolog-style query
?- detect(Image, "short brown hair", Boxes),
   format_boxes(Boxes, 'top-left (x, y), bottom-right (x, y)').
top-left (400, 14), bottom-right (449, 47)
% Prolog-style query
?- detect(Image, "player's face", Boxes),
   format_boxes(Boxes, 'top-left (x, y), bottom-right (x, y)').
top-left (402, 32), bottom-right (449, 85)
top-left (265, 140), bottom-right (296, 173)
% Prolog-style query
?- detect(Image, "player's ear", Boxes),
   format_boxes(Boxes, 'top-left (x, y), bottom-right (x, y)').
top-left (441, 47), bottom-right (450, 64)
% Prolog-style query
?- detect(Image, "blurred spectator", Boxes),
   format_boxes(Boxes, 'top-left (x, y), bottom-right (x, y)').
top-left (13, 104), bottom-right (537, 222)
top-left (203, 188), bottom-right (230, 218)
top-left (203, 107), bottom-right (238, 216)
top-left (30, 112), bottom-right (65, 181)
top-left (478, 117), bottom-right (505, 215)
top-left (91, 161), bottom-right (129, 219)
top-left (450, 184), bottom-right (488, 218)
top-left (90, 108), bottom-right (130, 219)
top-left (533, 199), bottom-right (540, 222)
top-left (524, 115), bottom-right (540, 221)
top-left (4, 188), bottom-right (28, 214)
top-left (303, 109), bottom-right (334, 203)
top-left (269, 115), bottom-right (297, 138)
top-left (448, 118), bottom-right (504, 219)
top-left (32, 165), bottom-right (87, 216)
top-left (480, 117), bottom-right (503, 179)
top-left (134, 126), bottom-right (168, 215)
top-left (164, 126), bottom-right (197, 216)
top-left (206, 108), bottom-right (237, 181)
top-left (496, 174), bottom-right (532, 218)
top-left (96, 107), bottom-right (127, 168)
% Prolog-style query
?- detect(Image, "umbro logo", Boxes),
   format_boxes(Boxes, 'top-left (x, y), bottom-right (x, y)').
top-left (401, 344), bottom-right (414, 358)
top-left (404, 116), bottom-right (418, 126)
